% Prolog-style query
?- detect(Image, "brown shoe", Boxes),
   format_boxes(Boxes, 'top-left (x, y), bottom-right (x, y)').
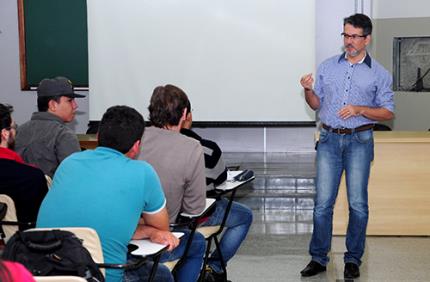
top-left (300, 260), bottom-right (326, 277)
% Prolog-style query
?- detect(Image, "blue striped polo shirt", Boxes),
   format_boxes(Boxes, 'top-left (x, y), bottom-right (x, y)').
top-left (314, 53), bottom-right (395, 129)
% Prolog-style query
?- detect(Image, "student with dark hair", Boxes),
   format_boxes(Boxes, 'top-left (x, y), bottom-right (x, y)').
top-left (139, 84), bottom-right (206, 282)
top-left (37, 105), bottom-right (178, 282)
top-left (0, 103), bottom-right (48, 225)
top-left (15, 77), bottom-right (85, 177)
top-left (180, 101), bottom-right (253, 281)
top-left (299, 14), bottom-right (394, 279)
top-left (140, 84), bottom-right (252, 282)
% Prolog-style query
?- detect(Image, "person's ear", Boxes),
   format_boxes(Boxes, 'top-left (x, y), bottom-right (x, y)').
top-left (364, 34), bottom-right (371, 46)
top-left (1, 128), bottom-right (9, 141)
top-left (126, 139), bottom-right (141, 159)
top-left (48, 99), bottom-right (58, 112)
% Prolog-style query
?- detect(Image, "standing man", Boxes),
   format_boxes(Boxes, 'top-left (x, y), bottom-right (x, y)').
top-left (37, 105), bottom-right (178, 282)
top-left (299, 14), bottom-right (394, 279)
top-left (15, 77), bottom-right (84, 177)
top-left (0, 103), bottom-right (48, 225)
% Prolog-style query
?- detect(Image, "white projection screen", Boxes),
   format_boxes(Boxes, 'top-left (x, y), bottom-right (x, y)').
top-left (88, 0), bottom-right (315, 122)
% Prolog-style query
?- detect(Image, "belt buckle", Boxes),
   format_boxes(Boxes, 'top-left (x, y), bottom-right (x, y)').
top-left (336, 128), bottom-right (344, 134)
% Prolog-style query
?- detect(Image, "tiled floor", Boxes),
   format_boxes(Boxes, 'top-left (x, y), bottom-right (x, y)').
top-left (222, 152), bottom-right (430, 282)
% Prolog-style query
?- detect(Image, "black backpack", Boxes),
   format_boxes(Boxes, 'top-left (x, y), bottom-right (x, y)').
top-left (2, 229), bottom-right (104, 282)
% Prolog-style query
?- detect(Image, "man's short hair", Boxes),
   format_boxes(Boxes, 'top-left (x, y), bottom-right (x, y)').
top-left (0, 103), bottom-right (13, 131)
top-left (37, 96), bottom-right (61, 112)
top-left (148, 84), bottom-right (190, 128)
top-left (344, 13), bottom-right (373, 36)
top-left (98, 105), bottom-right (145, 153)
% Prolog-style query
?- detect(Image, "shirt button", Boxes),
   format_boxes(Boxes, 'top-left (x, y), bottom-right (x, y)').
top-left (346, 89), bottom-right (348, 92)
top-left (348, 76), bottom-right (350, 79)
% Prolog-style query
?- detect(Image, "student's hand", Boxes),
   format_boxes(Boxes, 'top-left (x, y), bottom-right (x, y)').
top-left (149, 230), bottom-right (180, 251)
top-left (300, 73), bottom-right (314, 90)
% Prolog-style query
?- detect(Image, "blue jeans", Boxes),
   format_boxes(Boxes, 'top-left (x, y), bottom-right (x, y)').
top-left (201, 198), bottom-right (253, 273)
top-left (310, 128), bottom-right (373, 266)
top-left (160, 229), bottom-right (205, 282)
top-left (124, 256), bottom-right (174, 282)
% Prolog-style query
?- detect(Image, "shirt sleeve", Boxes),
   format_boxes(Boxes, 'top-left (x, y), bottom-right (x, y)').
top-left (375, 69), bottom-right (395, 113)
top-left (182, 143), bottom-right (206, 215)
top-left (201, 139), bottom-right (227, 187)
top-left (55, 128), bottom-right (81, 164)
top-left (141, 164), bottom-right (166, 214)
top-left (313, 62), bottom-right (326, 102)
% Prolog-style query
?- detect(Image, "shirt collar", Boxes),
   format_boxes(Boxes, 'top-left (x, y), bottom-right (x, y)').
top-left (0, 147), bottom-right (25, 163)
top-left (338, 52), bottom-right (372, 68)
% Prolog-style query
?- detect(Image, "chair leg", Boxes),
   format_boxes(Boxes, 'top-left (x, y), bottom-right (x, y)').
top-left (213, 236), bottom-right (227, 281)
top-left (148, 254), bottom-right (161, 282)
top-left (199, 237), bottom-right (213, 282)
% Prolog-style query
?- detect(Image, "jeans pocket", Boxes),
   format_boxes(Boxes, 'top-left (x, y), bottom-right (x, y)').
top-left (318, 128), bottom-right (330, 143)
top-left (354, 129), bottom-right (373, 144)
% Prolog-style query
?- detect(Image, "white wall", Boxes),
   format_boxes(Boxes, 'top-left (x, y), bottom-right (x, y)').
top-left (373, 0), bottom-right (430, 19)
top-left (7, 0), bottom-right (424, 151)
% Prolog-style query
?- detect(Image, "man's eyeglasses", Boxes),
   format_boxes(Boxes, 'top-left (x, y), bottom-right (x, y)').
top-left (341, 33), bottom-right (367, 40)
top-left (6, 124), bottom-right (18, 131)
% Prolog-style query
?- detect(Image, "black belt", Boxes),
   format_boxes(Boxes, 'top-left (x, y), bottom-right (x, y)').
top-left (322, 123), bottom-right (374, 134)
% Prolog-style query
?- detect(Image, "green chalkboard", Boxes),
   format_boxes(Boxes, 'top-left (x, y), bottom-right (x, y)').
top-left (19, 0), bottom-right (88, 89)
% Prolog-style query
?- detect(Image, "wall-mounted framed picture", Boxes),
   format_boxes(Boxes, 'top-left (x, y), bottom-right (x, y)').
top-left (393, 37), bottom-right (430, 92)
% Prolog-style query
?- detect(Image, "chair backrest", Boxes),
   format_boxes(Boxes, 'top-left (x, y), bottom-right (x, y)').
top-left (0, 194), bottom-right (19, 242)
top-left (45, 175), bottom-right (53, 188)
top-left (30, 227), bottom-right (105, 277)
top-left (34, 276), bottom-right (87, 282)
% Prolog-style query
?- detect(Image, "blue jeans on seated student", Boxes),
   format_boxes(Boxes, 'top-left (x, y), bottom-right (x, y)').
top-left (160, 229), bottom-right (205, 282)
top-left (201, 198), bottom-right (253, 273)
top-left (309, 128), bottom-right (374, 267)
top-left (124, 257), bottom-right (173, 282)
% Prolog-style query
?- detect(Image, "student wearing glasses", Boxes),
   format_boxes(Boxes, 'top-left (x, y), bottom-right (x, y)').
top-left (299, 14), bottom-right (394, 279)
top-left (0, 103), bottom-right (48, 226)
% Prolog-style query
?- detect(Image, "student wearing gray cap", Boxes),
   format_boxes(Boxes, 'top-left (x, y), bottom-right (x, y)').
top-left (16, 77), bottom-right (85, 177)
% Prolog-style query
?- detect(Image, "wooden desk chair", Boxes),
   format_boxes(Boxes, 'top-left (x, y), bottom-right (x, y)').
top-left (27, 227), bottom-right (165, 282)
top-left (45, 175), bottom-right (53, 188)
top-left (0, 194), bottom-right (33, 243)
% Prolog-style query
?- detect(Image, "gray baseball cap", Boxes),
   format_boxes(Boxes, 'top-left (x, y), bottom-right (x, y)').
top-left (37, 77), bottom-right (86, 98)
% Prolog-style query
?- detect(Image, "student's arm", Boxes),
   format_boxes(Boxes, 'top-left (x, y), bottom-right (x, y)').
top-left (133, 207), bottom-right (179, 251)
top-left (182, 144), bottom-right (206, 215)
top-left (56, 129), bottom-right (81, 163)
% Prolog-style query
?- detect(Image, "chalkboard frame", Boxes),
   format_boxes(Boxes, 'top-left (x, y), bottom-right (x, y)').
top-left (18, 0), bottom-right (89, 90)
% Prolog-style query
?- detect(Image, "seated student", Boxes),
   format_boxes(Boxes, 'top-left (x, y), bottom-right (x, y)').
top-left (138, 85), bottom-right (206, 282)
top-left (15, 77), bottom-right (84, 177)
top-left (0, 259), bottom-right (35, 282)
top-left (0, 103), bottom-right (48, 226)
top-left (181, 101), bottom-right (253, 281)
top-left (140, 84), bottom-right (252, 282)
top-left (37, 105), bottom-right (179, 282)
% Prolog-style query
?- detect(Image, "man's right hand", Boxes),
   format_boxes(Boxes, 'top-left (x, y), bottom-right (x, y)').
top-left (300, 73), bottom-right (314, 90)
top-left (149, 230), bottom-right (180, 251)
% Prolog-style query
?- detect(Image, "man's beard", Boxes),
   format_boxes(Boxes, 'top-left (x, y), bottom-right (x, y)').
top-left (7, 138), bottom-right (15, 151)
top-left (344, 45), bottom-right (359, 57)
